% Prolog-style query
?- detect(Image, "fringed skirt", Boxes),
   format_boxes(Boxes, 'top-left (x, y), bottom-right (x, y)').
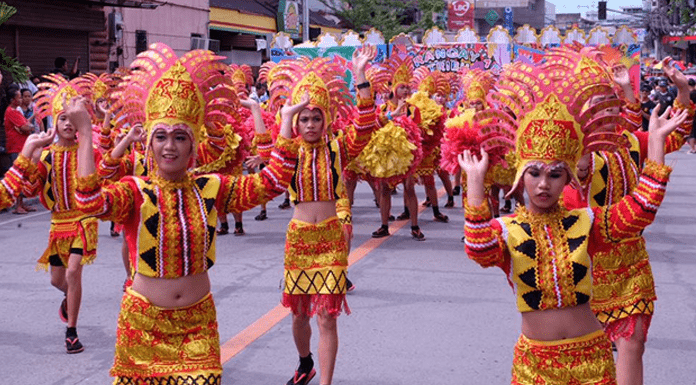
top-left (37, 212), bottom-right (98, 270)
top-left (111, 288), bottom-right (222, 385)
top-left (511, 330), bottom-right (616, 385)
top-left (282, 216), bottom-right (350, 318)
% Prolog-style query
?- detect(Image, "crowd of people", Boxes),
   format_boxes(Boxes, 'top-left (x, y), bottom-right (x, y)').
top-left (0, 42), bottom-right (693, 385)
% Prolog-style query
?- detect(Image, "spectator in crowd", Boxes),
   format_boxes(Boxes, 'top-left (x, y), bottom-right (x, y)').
top-left (53, 56), bottom-right (80, 79)
top-left (13, 66), bottom-right (38, 95)
top-left (640, 84), bottom-right (656, 132)
top-left (655, 79), bottom-right (675, 115)
top-left (250, 82), bottom-right (268, 104)
top-left (687, 78), bottom-right (696, 154)
top-left (4, 86), bottom-right (35, 214)
top-left (19, 88), bottom-right (42, 133)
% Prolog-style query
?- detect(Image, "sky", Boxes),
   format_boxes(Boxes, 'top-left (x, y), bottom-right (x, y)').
top-left (554, 0), bottom-right (646, 16)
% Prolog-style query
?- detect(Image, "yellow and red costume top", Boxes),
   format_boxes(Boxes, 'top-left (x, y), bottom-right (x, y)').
top-left (27, 75), bottom-right (101, 270)
top-left (269, 55), bottom-right (378, 315)
top-left (558, 49), bottom-right (696, 340)
top-left (464, 49), bottom-right (672, 313)
top-left (75, 43), bottom-right (298, 280)
top-left (0, 155), bottom-right (36, 210)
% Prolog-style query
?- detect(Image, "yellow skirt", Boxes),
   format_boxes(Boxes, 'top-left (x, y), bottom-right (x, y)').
top-left (111, 288), bottom-right (222, 384)
top-left (282, 216), bottom-right (349, 317)
top-left (511, 330), bottom-right (616, 385)
top-left (37, 212), bottom-right (98, 270)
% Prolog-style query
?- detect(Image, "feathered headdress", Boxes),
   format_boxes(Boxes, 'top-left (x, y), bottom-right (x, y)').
top-left (460, 68), bottom-right (495, 108)
top-left (34, 74), bottom-right (92, 122)
top-left (258, 61), bottom-right (277, 85)
top-left (474, 48), bottom-right (629, 197)
top-left (82, 72), bottom-right (121, 104)
top-left (268, 56), bottom-right (352, 132)
top-left (110, 43), bottom-right (242, 156)
top-left (381, 52), bottom-right (414, 94)
top-left (226, 64), bottom-right (254, 97)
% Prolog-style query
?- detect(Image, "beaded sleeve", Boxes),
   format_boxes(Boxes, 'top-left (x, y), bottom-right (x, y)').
top-left (340, 95), bottom-right (379, 161)
top-left (622, 100), bottom-right (642, 131)
top-left (253, 132), bottom-right (274, 162)
top-left (0, 155), bottom-right (36, 210)
top-left (219, 136), bottom-right (298, 213)
top-left (196, 122), bottom-right (228, 163)
top-left (663, 99), bottom-right (695, 154)
top-left (75, 173), bottom-right (136, 223)
top-left (463, 198), bottom-right (508, 268)
top-left (98, 150), bottom-right (135, 181)
top-left (592, 160), bottom-right (671, 243)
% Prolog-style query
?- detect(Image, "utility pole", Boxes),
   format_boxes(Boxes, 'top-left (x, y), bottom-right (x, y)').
top-left (303, 0), bottom-right (310, 42)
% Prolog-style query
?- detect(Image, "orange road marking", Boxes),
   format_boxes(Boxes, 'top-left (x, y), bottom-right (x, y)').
top-left (220, 187), bottom-right (447, 364)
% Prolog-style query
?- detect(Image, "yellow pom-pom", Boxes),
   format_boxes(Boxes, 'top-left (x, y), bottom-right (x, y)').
top-left (357, 122), bottom-right (416, 178)
top-left (407, 91), bottom-right (443, 133)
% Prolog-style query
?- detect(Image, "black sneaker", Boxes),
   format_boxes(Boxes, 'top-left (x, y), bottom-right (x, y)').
top-left (65, 335), bottom-right (84, 354)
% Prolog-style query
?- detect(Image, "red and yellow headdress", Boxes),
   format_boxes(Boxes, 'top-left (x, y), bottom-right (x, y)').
top-left (411, 69), bottom-right (451, 100)
top-left (34, 74), bottom-right (92, 122)
top-left (258, 61), bottom-right (277, 85)
top-left (269, 56), bottom-right (351, 133)
top-left (82, 72), bottom-right (121, 104)
top-left (226, 64), bottom-right (254, 97)
top-left (110, 43), bottom-right (242, 153)
top-left (380, 52), bottom-right (414, 94)
top-left (460, 68), bottom-right (495, 107)
top-left (475, 48), bottom-right (628, 197)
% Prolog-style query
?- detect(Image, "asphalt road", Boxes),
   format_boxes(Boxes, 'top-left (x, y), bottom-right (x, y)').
top-left (0, 147), bottom-right (694, 385)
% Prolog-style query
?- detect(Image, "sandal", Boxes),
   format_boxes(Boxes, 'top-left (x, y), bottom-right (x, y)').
top-left (216, 223), bottom-right (229, 235)
top-left (452, 186), bottom-right (461, 196)
top-left (444, 197), bottom-right (454, 208)
top-left (433, 212), bottom-right (449, 223)
top-left (254, 210), bottom-right (267, 221)
top-left (411, 226), bottom-right (425, 241)
top-left (65, 336), bottom-right (84, 354)
top-left (396, 211), bottom-right (410, 221)
top-left (233, 226), bottom-right (245, 236)
top-left (371, 226), bottom-right (390, 238)
top-left (388, 215), bottom-right (395, 222)
top-left (421, 198), bottom-right (432, 207)
top-left (287, 354), bottom-right (316, 385)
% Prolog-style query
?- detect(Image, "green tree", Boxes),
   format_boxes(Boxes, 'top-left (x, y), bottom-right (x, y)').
top-left (318, 0), bottom-right (446, 41)
top-left (0, 2), bottom-right (28, 83)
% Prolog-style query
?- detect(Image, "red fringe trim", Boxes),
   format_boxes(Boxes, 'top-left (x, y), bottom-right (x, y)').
top-left (282, 293), bottom-right (350, 318)
top-left (603, 313), bottom-right (652, 342)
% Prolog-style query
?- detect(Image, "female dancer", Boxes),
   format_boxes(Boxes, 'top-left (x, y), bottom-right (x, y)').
top-left (270, 46), bottom-right (377, 385)
top-left (73, 43), bottom-right (298, 384)
top-left (461, 53), bottom-right (687, 383)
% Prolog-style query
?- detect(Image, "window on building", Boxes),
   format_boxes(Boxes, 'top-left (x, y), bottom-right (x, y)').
top-left (135, 30), bottom-right (147, 54)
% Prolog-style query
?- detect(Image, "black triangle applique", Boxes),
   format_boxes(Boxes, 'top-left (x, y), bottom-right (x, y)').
top-left (207, 224), bottom-right (215, 246)
top-left (518, 268), bottom-right (537, 289)
top-left (561, 215), bottom-right (579, 231)
top-left (522, 290), bottom-right (542, 310)
top-left (572, 261), bottom-right (588, 285)
top-left (515, 239), bottom-right (537, 259)
top-left (144, 212), bottom-right (160, 238)
top-left (143, 188), bottom-right (158, 205)
top-left (567, 235), bottom-right (587, 253)
top-left (206, 257), bottom-right (215, 269)
top-left (46, 177), bottom-right (54, 202)
top-left (519, 222), bottom-right (532, 237)
top-left (629, 149), bottom-right (640, 167)
top-left (194, 177), bottom-right (208, 190)
top-left (203, 197), bottom-right (216, 213)
top-left (575, 292), bottom-right (590, 305)
top-left (593, 164), bottom-right (609, 206)
top-left (140, 246), bottom-right (158, 273)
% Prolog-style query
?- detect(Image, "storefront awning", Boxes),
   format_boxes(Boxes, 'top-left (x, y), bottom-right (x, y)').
top-left (662, 35), bottom-right (696, 44)
top-left (210, 7), bottom-right (276, 36)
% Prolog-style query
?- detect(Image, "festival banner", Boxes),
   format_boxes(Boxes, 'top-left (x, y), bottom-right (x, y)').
top-left (407, 43), bottom-right (512, 74)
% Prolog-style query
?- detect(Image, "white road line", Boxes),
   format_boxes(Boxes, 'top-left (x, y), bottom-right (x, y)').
top-left (0, 211), bottom-right (50, 226)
